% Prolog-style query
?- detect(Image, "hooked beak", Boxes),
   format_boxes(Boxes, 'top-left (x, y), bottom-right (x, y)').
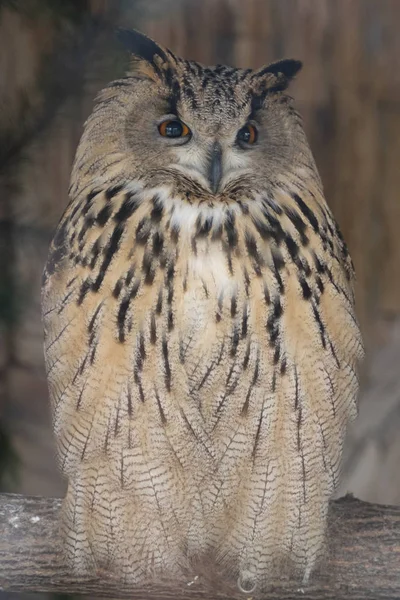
top-left (208, 142), bottom-right (222, 194)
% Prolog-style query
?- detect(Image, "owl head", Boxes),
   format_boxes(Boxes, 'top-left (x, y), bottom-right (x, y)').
top-left (71, 29), bottom-right (312, 203)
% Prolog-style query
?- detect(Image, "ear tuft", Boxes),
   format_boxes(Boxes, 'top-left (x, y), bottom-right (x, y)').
top-left (116, 28), bottom-right (167, 64)
top-left (262, 59), bottom-right (302, 80)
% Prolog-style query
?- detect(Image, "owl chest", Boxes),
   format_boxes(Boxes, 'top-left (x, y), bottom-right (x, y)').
top-left (168, 242), bottom-right (265, 401)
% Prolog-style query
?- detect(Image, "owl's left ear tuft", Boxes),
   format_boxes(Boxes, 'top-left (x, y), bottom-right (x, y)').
top-left (116, 28), bottom-right (168, 64)
top-left (252, 59), bottom-right (302, 93)
top-left (261, 59), bottom-right (302, 80)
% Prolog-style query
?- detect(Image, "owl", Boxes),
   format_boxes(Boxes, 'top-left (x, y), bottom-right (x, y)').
top-left (42, 29), bottom-right (364, 594)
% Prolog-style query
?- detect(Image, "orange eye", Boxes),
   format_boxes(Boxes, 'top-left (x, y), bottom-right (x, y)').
top-left (158, 119), bottom-right (190, 138)
top-left (237, 124), bottom-right (258, 146)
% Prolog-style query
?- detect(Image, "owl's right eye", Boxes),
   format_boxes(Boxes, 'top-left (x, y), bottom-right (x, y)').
top-left (158, 119), bottom-right (190, 139)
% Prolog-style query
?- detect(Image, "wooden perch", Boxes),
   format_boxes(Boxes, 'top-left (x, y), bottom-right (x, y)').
top-left (0, 493), bottom-right (399, 599)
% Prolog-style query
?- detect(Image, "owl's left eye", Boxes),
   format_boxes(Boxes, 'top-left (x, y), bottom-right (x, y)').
top-left (158, 119), bottom-right (191, 138)
top-left (237, 124), bottom-right (258, 146)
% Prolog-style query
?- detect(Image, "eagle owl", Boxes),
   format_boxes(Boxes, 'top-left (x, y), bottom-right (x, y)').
top-left (42, 29), bottom-right (364, 593)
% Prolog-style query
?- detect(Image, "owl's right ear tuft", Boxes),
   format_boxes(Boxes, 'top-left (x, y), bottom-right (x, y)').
top-left (116, 29), bottom-right (168, 65)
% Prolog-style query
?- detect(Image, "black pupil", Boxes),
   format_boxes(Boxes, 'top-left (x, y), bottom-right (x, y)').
top-left (239, 126), bottom-right (252, 143)
top-left (165, 121), bottom-right (184, 137)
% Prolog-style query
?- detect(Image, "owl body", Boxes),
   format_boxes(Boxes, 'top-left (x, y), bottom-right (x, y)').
top-left (42, 30), bottom-right (363, 592)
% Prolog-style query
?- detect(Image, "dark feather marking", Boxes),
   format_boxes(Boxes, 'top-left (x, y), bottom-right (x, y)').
top-left (225, 211), bottom-right (238, 248)
top-left (52, 287), bottom-right (74, 316)
top-left (114, 193), bottom-right (140, 222)
top-left (284, 233), bottom-right (299, 260)
top-left (316, 276), bottom-right (324, 293)
top-left (252, 403), bottom-right (264, 459)
top-left (162, 337), bottom-right (171, 392)
top-left (77, 278), bottom-right (92, 305)
top-left (269, 324), bottom-right (279, 346)
top-left (152, 231), bottom-right (164, 255)
top-left (156, 288), bottom-right (163, 314)
top-left (79, 418), bottom-right (94, 461)
top-left (168, 308), bottom-right (174, 331)
top-left (299, 277), bottom-right (312, 300)
top-left (155, 389), bottom-right (167, 424)
top-left (284, 207), bottom-right (309, 246)
top-left (245, 230), bottom-right (260, 261)
top-left (243, 267), bottom-right (251, 296)
top-left (136, 331), bottom-right (146, 371)
top-left (202, 279), bottom-right (209, 298)
top-left (312, 302), bottom-right (326, 349)
top-left (90, 343), bottom-right (97, 364)
top-left (329, 339), bottom-right (341, 368)
top-left (196, 341), bottom-right (225, 391)
top-left (263, 282), bottom-right (271, 305)
top-left (150, 313), bottom-right (157, 344)
top-left (179, 408), bottom-right (214, 459)
top-left (242, 351), bottom-right (260, 416)
top-left (105, 185), bottom-right (124, 200)
top-left (273, 297), bottom-right (283, 319)
top-left (89, 239), bottom-right (101, 269)
top-left (142, 250), bottom-right (155, 285)
top-left (243, 341), bottom-right (251, 370)
top-left (150, 195), bottom-right (164, 222)
top-left (230, 293), bottom-right (237, 317)
top-left (216, 290), bottom-right (224, 322)
top-left (227, 250), bottom-right (233, 275)
top-left (166, 262), bottom-right (175, 283)
top-left (113, 278), bottom-right (123, 298)
top-left (195, 215), bottom-right (213, 237)
top-left (88, 303), bottom-right (103, 333)
top-left (167, 279), bottom-right (174, 304)
top-left (292, 193), bottom-right (319, 232)
top-left (297, 402), bottom-right (302, 453)
top-left (46, 245), bottom-right (66, 276)
top-left (241, 303), bottom-right (249, 338)
top-left (170, 222), bottom-right (180, 243)
top-left (312, 251), bottom-right (326, 274)
top-left (92, 223), bottom-right (124, 291)
top-left (273, 345), bottom-right (280, 365)
top-left (264, 212), bottom-right (285, 245)
top-left (134, 369), bottom-right (145, 402)
top-left (126, 267), bottom-right (135, 286)
top-left (96, 203), bottom-right (112, 226)
top-left (271, 370), bottom-right (276, 392)
top-left (263, 196), bottom-right (283, 216)
top-left (114, 397), bottom-right (122, 437)
top-left (117, 297), bottom-right (130, 343)
top-left (135, 218), bottom-right (151, 244)
top-left (326, 266), bottom-right (353, 307)
top-left (130, 279), bottom-right (140, 299)
top-left (271, 250), bottom-right (285, 293)
top-left (45, 320), bottom-right (73, 353)
top-left (225, 362), bottom-right (237, 388)
top-left (66, 276), bottom-right (78, 289)
top-left (230, 325), bottom-right (240, 357)
top-left (215, 390), bottom-right (230, 419)
top-left (127, 386), bottom-right (133, 417)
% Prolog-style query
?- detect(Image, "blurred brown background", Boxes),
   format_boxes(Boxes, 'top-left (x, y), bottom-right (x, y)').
top-left (0, 1), bottom-right (400, 595)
